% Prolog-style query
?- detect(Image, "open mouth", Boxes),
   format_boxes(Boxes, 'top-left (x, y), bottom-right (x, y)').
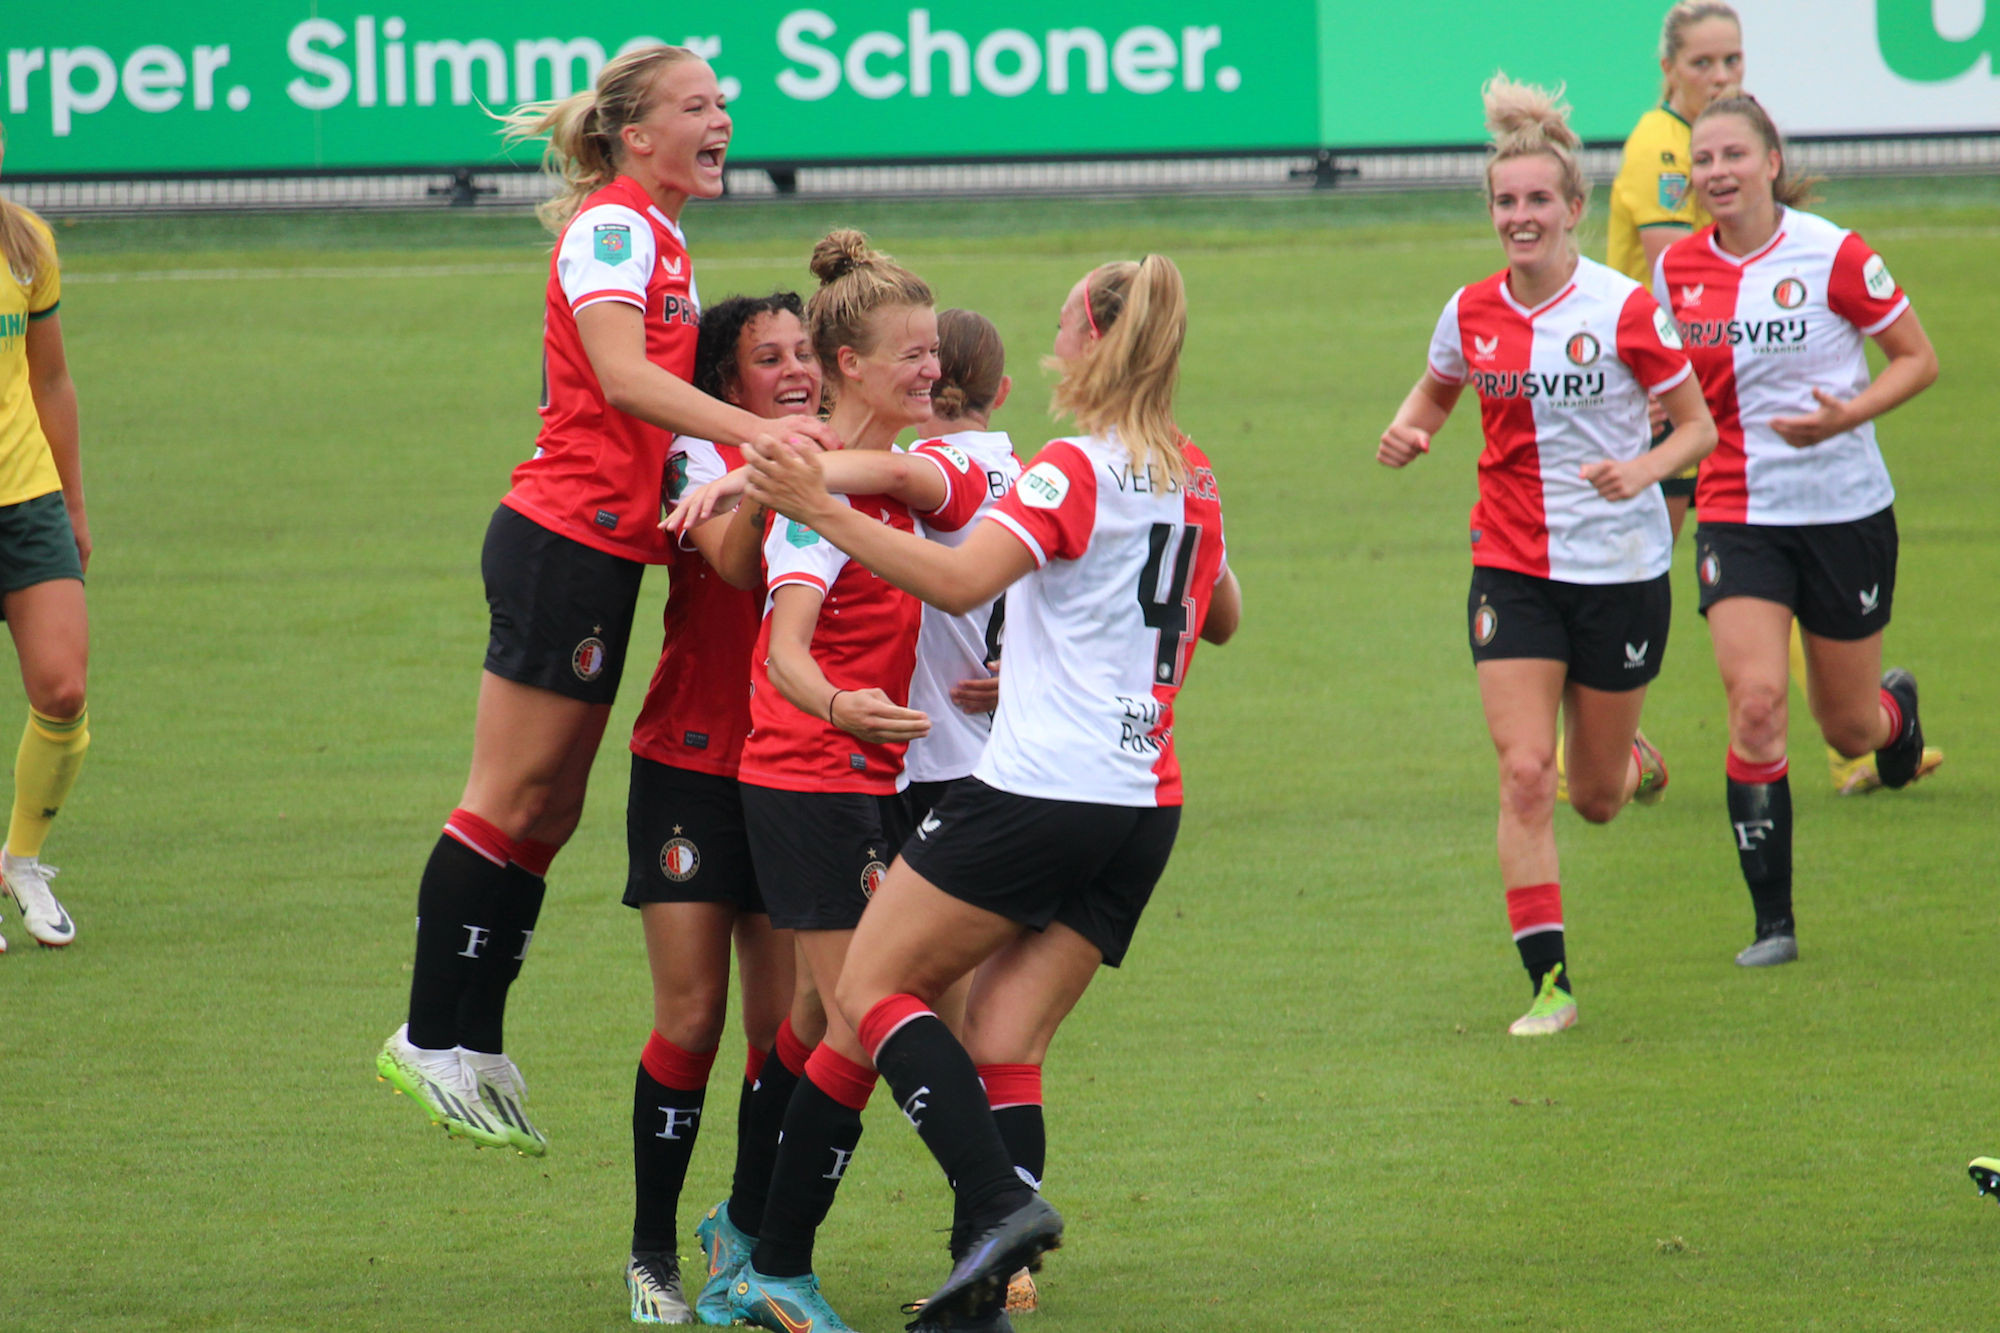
top-left (774, 386), bottom-right (814, 410)
top-left (696, 145), bottom-right (727, 171)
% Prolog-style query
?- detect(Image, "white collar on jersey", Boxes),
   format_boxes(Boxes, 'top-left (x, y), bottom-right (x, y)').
top-left (646, 203), bottom-right (686, 246)
top-left (1706, 207), bottom-right (1788, 268)
top-left (1498, 277), bottom-right (1578, 321)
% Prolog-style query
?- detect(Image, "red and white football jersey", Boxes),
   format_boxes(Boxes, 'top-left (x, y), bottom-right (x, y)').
top-left (629, 438), bottom-right (757, 778)
top-left (503, 175), bottom-right (702, 564)
top-left (1656, 208), bottom-right (1905, 525)
top-left (979, 432), bottom-right (1228, 808)
top-left (1428, 256), bottom-right (1692, 584)
top-left (904, 431), bottom-right (1024, 784)
top-left (738, 494), bottom-right (925, 796)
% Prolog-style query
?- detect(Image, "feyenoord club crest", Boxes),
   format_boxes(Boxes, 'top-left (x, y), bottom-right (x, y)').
top-left (1773, 277), bottom-right (1808, 309)
top-left (1699, 550), bottom-right (1722, 587)
top-left (660, 837), bottom-right (700, 883)
top-left (860, 860), bottom-right (888, 898)
top-left (1565, 331), bottom-right (1601, 366)
top-left (572, 636), bottom-right (608, 681)
top-left (1472, 599), bottom-right (1499, 647)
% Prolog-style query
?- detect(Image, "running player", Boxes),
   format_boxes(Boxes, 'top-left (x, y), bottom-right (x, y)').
top-left (373, 46), bottom-right (836, 1155)
top-left (0, 121), bottom-right (92, 953)
top-left (622, 292), bottom-right (820, 1323)
top-left (1378, 76), bottom-right (1716, 1036)
top-left (1660, 96), bottom-right (1940, 966)
top-left (714, 232), bottom-right (998, 1333)
top-left (739, 253), bottom-right (1242, 1330)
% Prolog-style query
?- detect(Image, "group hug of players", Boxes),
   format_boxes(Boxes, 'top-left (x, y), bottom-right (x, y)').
top-left (369, 38), bottom-right (1237, 1333)
top-left (1380, 0), bottom-right (1942, 1038)
top-left (364, 2), bottom-right (1949, 1328)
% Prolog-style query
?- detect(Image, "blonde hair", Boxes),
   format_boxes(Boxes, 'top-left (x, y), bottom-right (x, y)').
top-left (805, 229), bottom-right (934, 400)
top-left (1696, 96), bottom-right (1820, 209)
top-left (497, 45), bottom-right (703, 234)
top-left (0, 121), bottom-right (54, 285)
top-left (1659, 2), bottom-right (1742, 102)
top-left (1048, 256), bottom-right (1189, 484)
top-left (930, 309), bottom-right (1006, 421)
top-left (1482, 73), bottom-right (1589, 214)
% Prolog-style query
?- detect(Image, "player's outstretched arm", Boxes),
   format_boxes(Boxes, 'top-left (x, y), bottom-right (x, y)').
top-left (746, 436), bottom-right (1030, 615)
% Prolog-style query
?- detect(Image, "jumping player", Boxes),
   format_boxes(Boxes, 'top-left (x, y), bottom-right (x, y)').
top-left (740, 253), bottom-right (1242, 1331)
top-left (373, 46), bottom-right (836, 1156)
top-left (1660, 96), bottom-right (1939, 966)
top-left (0, 121), bottom-right (93, 953)
top-left (621, 292), bottom-right (820, 1323)
top-left (1378, 76), bottom-right (1716, 1036)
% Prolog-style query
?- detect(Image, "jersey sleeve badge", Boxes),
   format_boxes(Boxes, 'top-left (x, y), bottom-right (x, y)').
top-left (1863, 254), bottom-right (1896, 300)
top-left (1018, 460), bottom-right (1071, 510)
top-left (784, 520), bottom-right (822, 548)
top-left (1652, 305), bottom-right (1684, 350)
top-left (931, 444), bottom-right (971, 472)
top-left (593, 224), bottom-right (634, 264)
top-left (1657, 173), bottom-right (1690, 210)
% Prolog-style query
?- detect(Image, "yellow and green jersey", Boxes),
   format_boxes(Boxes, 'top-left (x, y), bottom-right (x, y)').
top-left (0, 211), bottom-right (63, 508)
top-left (1607, 105), bottom-right (1710, 285)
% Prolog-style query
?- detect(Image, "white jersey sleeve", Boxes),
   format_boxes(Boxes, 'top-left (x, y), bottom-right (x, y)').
top-left (556, 203), bottom-right (657, 314)
top-left (1427, 289), bottom-right (1468, 384)
top-left (762, 501), bottom-right (854, 603)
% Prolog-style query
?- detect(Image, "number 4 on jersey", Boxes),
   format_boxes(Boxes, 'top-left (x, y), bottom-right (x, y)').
top-left (1139, 523), bottom-right (1201, 687)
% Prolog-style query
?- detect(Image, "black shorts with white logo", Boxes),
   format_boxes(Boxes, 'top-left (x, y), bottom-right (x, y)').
top-left (897, 779), bottom-right (960, 835)
top-left (740, 784), bottom-right (913, 932)
top-left (899, 777), bottom-right (1181, 968)
top-left (481, 503), bottom-right (645, 705)
top-left (624, 757), bottom-right (763, 911)
top-left (1694, 507), bottom-right (1897, 641)
top-left (1468, 566), bottom-right (1671, 692)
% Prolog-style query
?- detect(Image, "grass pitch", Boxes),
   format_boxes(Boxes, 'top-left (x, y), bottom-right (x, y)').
top-left (4, 177), bottom-right (1997, 1330)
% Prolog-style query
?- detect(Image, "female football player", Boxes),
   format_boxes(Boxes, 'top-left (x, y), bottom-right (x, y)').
top-left (0, 120), bottom-right (93, 955)
top-left (1661, 97), bottom-right (1939, 966)
top-left (620, 291), bottom-right (821, 1323)
top-left (374, 45), bottom-right (837, 1156)
top-left (739, 252), bottom-right (1242, 1330)
top-left (1378, 76), bottom-right (1715, 1036)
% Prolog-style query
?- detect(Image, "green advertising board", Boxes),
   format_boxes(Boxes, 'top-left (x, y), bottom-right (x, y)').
top-left (1, 4), bottom-right (1993, 176)
top-left (0, 2), bottom-right (1319, 174)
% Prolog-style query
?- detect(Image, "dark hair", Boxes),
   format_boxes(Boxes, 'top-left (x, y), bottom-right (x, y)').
top-left (1695, 95), bottom-right (1820, 208)
top-left (930, 309), bottom-right (1006, 421)
top-left (692, 291), bottom-right (808, 405)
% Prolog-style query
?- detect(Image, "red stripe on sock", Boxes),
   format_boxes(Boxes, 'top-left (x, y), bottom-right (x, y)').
top-left (745, 1042), bottom-right (770, 1085)
top-left (1505, 882), bottom-right (1563, 938)
top-left (1878, 687), bottom-right (1903, 739)
top-left (513, 838), bottom-right (559, 878)
top-left (641, 1031), bottom-right (717, 1092)
top-left (857, 993), bottom-right (935, 1063)
top-left (774, 1017), bottom-right (814, 1077)
top-left (1726, 750), bottom-right (1790, 785)
top-left (442, 808), bottom-right (514, 867)
top-left (977, 1063), bottom-right (1042, 1110)
top-left (803, 1044), bottom-right (878, 1111)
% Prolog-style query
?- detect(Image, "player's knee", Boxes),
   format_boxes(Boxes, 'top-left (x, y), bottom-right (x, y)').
top-left (654, 988), bottom-right (729, 1053)
top-left (1729, 685), bottom-right (1787, 750)
top-left (30, 683), bottom-right (86, 723)
top-left (1821, 713), bottom-right (1878, 760)
top-left (1498, 752), bottom-right (1557, 814)
top-left (1571, 787), bottom-right (1623, 825)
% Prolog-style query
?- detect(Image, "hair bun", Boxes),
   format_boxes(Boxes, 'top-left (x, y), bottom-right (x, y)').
top-left (1482, 73), bottom-right (1579, 152)
top-left (810, 229), bottom-right (874, 284)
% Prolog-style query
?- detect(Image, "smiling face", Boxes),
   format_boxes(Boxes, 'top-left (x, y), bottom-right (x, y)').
top-left (1665, 17), bottom-right (1743, 119)
top-left (725, 310), bottom-right (821, 419)
top-left (839, 304), bottom-right (941, 430)
top-left (621, 59), bottom-right (731, 203)
top-left (1488, 154), bottom-right (1583, 278)
top-left (1691, 110), bottom-right (1779, 226)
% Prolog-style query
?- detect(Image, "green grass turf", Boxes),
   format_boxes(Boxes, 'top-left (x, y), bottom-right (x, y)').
top-left (4, 178), bottom-right (1997, 1329)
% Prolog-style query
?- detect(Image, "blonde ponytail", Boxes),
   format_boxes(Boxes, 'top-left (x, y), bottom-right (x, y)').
top-left (497, 44), bottom-right (702, 234)
top-left (0, 198), bottom-right (53, 287)
top-left (1048, 255), bottom-right (1189, 485)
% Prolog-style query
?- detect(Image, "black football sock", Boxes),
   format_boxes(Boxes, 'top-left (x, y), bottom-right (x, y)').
top-left (1727, 753), bottom-right (1794, 936)
top-left (406, 826), bottom-right (511, 1050)
top-left (457, 858), bottom-right (547, 1055)
top-left (1504, 883), bottom-right (1568, 996)
top-left (861, 1002), bottom-right (1032, 1233)
top-left (750, 1046), bottom-right (876, 1278)
top-left (730, 1019), bottom-right (811, 1239)
top-left (632, 1033), bottom-right (716, 1255)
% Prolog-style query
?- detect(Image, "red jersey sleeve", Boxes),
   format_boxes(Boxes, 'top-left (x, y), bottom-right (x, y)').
top-left (555, 203), bottom-right (655, 314)
top-left (1615, 287), bottom-right (1694, 396)
top-left (1827, 232), bottom-right (1910, 337)
top-left (987, 441), bottom-right (1099, 566)
top-left (762, 502), bottom-right (852, 596)
top-left (908, 440), bottom-right (988, 533)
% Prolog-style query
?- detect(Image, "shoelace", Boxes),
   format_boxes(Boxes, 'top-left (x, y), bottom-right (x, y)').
top-left (7, 861), bottom-right (59, 913)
